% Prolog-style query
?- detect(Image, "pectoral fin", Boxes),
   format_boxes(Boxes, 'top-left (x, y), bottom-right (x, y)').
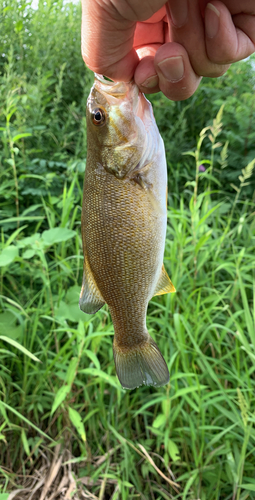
top-left (79, 257), bottom-right (105, 314)
top-left (132, 172), bottom-right (165, 215)
top-left (153, 264), bottom-right (176, 296)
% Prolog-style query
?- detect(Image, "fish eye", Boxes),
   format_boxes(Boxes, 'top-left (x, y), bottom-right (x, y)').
top-left (92, 107), bottom-right (106, 126)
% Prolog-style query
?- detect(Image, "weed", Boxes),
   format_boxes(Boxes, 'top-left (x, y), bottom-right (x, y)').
top-left (0, 0), bottom-right (255, 498)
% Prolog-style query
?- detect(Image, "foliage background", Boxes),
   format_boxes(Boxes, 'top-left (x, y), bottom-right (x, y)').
top-left (0, 0), bottom-right (255, 499)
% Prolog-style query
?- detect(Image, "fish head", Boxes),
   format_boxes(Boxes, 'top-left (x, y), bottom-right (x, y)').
top-left (86, 74), bottom-right (160, 179)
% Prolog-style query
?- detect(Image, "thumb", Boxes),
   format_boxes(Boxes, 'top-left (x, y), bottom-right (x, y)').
top-left (81, 0), bottom-right (169, 81)
top-left (81, 0), bottom-right (138, 80)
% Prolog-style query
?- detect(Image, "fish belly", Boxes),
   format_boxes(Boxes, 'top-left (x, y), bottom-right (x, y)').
top-left (83, 163), bottom-right (166, 334)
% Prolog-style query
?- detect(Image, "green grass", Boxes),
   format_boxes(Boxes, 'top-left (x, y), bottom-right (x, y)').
top-left (0, 0), bottom-right (255, 498)
top-left (0, 127), bottom-right (254, 498)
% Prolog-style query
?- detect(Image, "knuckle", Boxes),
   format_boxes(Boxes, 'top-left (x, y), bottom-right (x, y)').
top-left (162, 84), bottom-right (200, 101)
top-left (192, 58), bottom-right (230, 78)
top-left (202, 65), bottom-right (230, 77)
top-left (82, 55), bottom-right (112, 76)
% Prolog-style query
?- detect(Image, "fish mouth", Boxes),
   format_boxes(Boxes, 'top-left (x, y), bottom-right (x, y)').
top-left (94, 74), bottom-right (134, 99)
top-left (93, 74), bottom-right (151, 124)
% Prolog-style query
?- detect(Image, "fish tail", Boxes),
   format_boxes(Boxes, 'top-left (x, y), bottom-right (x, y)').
top-left (113, 335), bottom-right (169, 390)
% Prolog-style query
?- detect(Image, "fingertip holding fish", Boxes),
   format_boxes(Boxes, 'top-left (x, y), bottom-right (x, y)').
top-left (80, 73), bottom-right (175, 390)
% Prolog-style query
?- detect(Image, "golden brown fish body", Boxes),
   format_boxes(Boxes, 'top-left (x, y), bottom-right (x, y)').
top-left (80, 75), bottom-right (175, 389)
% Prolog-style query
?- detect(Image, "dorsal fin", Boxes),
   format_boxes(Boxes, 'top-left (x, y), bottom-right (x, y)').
top-left (153, 264), bottom-right (176, 297)
top-left (79, 256), bottom-right (105, 314)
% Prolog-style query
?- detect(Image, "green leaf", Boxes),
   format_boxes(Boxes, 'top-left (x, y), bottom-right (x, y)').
top-left (54, 301), bottom-right (85, 323)
top-left (51, 385), bottom-right (70, 415)
top-left (0, 217), bottom-right (43, 225)
top-left (0, 336), bottom-right (40, 362)
top-left (185, 181), bottom-right (196, 188)
top-left (23, 249), bottom-right (36, 259)
top-left (21, 428), bottom-right (30, 456)
top-left (0, 322), bottom-right (23, 340)
top-left (5, 159), bottom-right (14, 166)
top-left (84, 349), bottom-right (100, 370)
top-left (0, 401), bottom-right (9, 423)
top-left (171, 385), bottom-right (207, 400)
top-left (66, 286), bottom-right (82, 304)
top-left (12, 132), bottom-right (32, 142)
top-left (55, 286), bottom-right (88, 322)
top-left (15, 19), bottom-right (23, 32)
top-left (195, 232), bottom-right (211, 254)
top-left (5, 225), bottom-right (27, 247)
top-left (83, 408), bottom-right (99, 424)
top-left (152, 414), bottom-right (166, 428)
top-left (0, 494), bottom-right (9, 500)
top-left (122, 481), bottom-right (134, 488)
top-left (80, 368), bottom-right (124, 390)
top-left (0, 402), bottom-right (55, 443)
top-left (17, 234), bottom-right (40, 248)
top-left (0, 311), bottom-right (22, 338)
top-left (239, 484), bottom-right (255, 491)
top-left (168, 439), bottom-right (180, 462)
top-left (238, 274), bottom-right (255, 348)
top-left (66, 357), bottom-right (78, 385)
top-left (182, 151), bottom-right (196, 157)
top-left (0, 246), bottom-right (18, 266)
top-left (42, 227), bottom-right (76, 246)
top-left (134, 396), bottom-right (166, 417)
top-left (68, 406), bottom-right (86, 442)
top-left (197, 203), bottom-right (222, 227)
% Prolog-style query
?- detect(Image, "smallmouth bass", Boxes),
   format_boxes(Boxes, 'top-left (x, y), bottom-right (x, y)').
top-left (80, 74), bottom-right (175, 389)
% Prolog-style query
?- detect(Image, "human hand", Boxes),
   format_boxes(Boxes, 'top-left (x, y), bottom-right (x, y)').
top-left (81, 0), bottom-right (255, 101)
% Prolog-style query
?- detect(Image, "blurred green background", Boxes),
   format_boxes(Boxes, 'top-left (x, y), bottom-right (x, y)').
top-left (0, 0), bottom-right (255, 499)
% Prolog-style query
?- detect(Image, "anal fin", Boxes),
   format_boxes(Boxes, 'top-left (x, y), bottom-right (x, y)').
top-left (153, 264), bottom-right (176, 297)
top-left (79, 256), bottom-right (105, 314)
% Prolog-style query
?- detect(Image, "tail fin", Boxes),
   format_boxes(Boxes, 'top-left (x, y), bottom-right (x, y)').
top-left (113, 335), bottom-right (169, 390)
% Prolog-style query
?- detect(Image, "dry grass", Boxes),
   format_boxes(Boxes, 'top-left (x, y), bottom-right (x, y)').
top-left (5, 440), bottom-right (180, 500)
top-left (7, 445), bottom-right (82, 500)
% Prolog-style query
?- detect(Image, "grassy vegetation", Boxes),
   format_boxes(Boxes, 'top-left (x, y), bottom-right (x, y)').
top-left (0, 0), bottom-right (255, 499)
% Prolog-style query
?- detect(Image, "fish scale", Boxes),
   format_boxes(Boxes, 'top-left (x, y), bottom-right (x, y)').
top-left (80, 75), bottom-right (176, 389)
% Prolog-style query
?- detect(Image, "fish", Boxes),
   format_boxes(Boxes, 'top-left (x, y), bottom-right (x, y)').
top-left (80, 74), bottom-right (175, 390)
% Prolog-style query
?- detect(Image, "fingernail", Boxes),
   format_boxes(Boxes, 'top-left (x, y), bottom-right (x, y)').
top-left (206, 3), bottom-right (220, 38)
top-left (140, 75), bottom-right (158, 89)
top-left (168, 0), bottom-right (188, 28)
top-left (158, 56), bottom-right (184, 82)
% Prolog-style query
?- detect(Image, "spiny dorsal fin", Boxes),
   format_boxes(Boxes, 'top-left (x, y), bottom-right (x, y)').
top-left (79, 256), bottom-right (105, 314)
top-left (153, 264), bottom-right (176, 297)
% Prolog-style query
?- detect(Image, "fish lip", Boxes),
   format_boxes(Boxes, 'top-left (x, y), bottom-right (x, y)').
top-left (94, 74), bottom-right (129, 95)
top-left (94, 73), bottom-right (133, 90)
top-left (94, 73), bottom-right (139, 106)
top-left (94, 74), bottom-right (114, 86)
